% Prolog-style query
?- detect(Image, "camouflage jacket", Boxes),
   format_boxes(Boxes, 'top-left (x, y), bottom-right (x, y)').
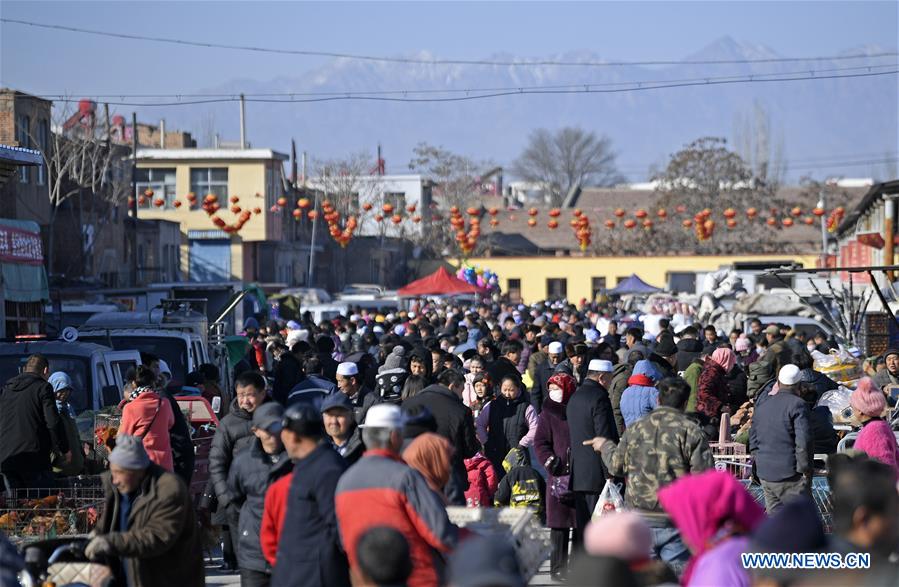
top-left (600, 406), bottom-right (713, 512)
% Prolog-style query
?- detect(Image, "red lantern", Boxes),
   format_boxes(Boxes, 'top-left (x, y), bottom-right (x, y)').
top-left (229, 196), bottom-right (239, 204)
top-left (488, 207), bottom-right (499, 216)
top-left (173, 200), bottom-right (182, 208)
top-left (382, 203), bottom-right (394, 214)
top-left (549, 208), bottom-right (561, 218)
top-left (569, 219), bottom-right (579, 228)
top-left (269, 205), bottom-right (278, 213)
top-left (362, 202), bottom-right (373, 212)
top-left (835, 206), bottom-right (845, 214)
top-left (527, 218), bottom-right (537, 227)
top-left (624, 219), bottom-right (637, 229)
top-left (308, 210), bottom-right (318, 220)
top-left (292, 209), bottom-right (302, 219)
top-left (803, 216), bottom-right (814, 225)
top-left (635, 209), bottom-right (648, 219)
top-left (144, 188), bottom-right (154, 198)
top-left (726, 218), bottom-right (737, 229)
top-left (253, 207), bottom-right (262, 215)
top-left (643, 219), bottom-right (654, 230)
top-left (128, 196), bottom-right (135, 206)
top-left (406, 204), bottom-right (417, 213)
top-left (450, 206), bottom-right (460, 214)
top-left (297, 198), bottom-right (311, 209)
top-left (676, 205), bottom-right (687, 214)
top-left (573, 209), bottom-right (582, 217)
top-left (657, 208), bottom-right (667, 219)
top-left (746, 207), bottom-right (758, 219)
top-left (489, 218), bottom-right (499, 227)
top-left (791, 207), bottom-right (802, 217)
top-left (614, 208), bottom-right (625, 218)
top-left (782, 218), bottom-right (794, 227)
top-left (604, 220), bottom-right (616, 229)
top-left (186, 192), bottom-right (196, 201)
top-left (548, 220), bottom-right (559, 229)
top-left (766, 217), bottom-right (777, 226)
top-left (412, 215), bottom-right (422, 223)
top-left (812, 207), bottom-right (825, 217)
top-left (391, 214), bottom-right (403, 225)
top-left (682, 219), bottom-right (693, 228)
top-left (466, 207), bottom-right (479, 216)
top-left (153, 198), bottom-right (165, 207)
top-left (277, 197), bottom-right (287, 207)
top-left (231, 205), bottom-right (241, 214)
top-left (723, 208), bottom-right (736, 219)
top-left (528, 208), bottom-right (538, 217)
top-left (374, 214), bottom-right (384, 222)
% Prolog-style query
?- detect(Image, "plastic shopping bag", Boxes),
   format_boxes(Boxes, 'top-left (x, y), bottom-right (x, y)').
top-left (593, 479), bottom-right (625, 519)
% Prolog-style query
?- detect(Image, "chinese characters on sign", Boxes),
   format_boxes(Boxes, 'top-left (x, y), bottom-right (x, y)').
top-left (0, 226), bottom-right (43, 265)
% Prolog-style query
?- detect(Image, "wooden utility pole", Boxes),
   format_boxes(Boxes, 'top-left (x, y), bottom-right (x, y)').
top-left (131, 112), bottom-right (138, 286)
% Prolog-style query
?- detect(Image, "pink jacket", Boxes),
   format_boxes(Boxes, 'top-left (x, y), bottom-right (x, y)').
top-left (464, 453), bottom-right (499, 507)
top-left (854, 419), bottom-right (899, 479)
top-left (119, 391), bottom-right (175, 472)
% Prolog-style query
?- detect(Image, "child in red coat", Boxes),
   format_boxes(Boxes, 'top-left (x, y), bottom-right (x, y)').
top-left (463, 453), bottom-right (499, 507)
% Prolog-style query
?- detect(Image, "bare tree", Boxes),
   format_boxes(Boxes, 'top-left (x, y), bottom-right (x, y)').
top-left (29, 102), bottom-right (131, 276)
top-left (732, 100), bottom-right (786, 189)
top-left (512, 127), bottom-right (623, 206)
top-left (196, 111), bottom-right (217, 148)
top-left (312, 151), bottom-right (384, 236)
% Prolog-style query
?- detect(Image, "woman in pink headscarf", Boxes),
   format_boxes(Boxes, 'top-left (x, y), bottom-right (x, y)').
top-left (658, 470), bottom-right (766, 586)
top-left (696, 347), bottom-right (737, 428)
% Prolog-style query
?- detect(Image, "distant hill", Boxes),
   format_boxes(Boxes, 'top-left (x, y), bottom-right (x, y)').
top-left (144, 36), bottom-right (898, 182)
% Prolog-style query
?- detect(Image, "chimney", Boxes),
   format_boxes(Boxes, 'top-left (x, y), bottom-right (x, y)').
top-left (159, 119), bottom-right (165, 148)
top-left (239, 93), bottom-right (246, 149)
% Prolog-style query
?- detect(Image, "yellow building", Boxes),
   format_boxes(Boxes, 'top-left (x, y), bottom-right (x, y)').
top-left (135, 148), bottom-right (308, 284)
top-left (459, 254), bottom-right (820, 303)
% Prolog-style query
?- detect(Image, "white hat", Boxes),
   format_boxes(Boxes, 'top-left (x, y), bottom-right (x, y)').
top-left (158, 359), bottom-right (172, 377)
top-left (588, 359), bottom-right (614, 373)
top-left (336, 362), bottom-right (359, 377)
top-left (386, 313), bottom-right (396, 321)
top-left (359, 403), bottom-right (404, 429)
top-left (350, 314), bottom-right (361, 322)
top-left (778, 364), bottom-right (801, 386)
top-left (373, 325), bottom-right (384, 334)
top-left (585, 329), bottom-right (600, 343)
top-left (408, 311), bottom-right (416, 318)
top-left (394, 325), bottom-right (406, 336)
top-left (548, 341), bottom-right (564, 354)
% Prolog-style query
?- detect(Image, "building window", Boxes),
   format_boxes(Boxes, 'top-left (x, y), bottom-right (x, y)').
top-left (616, 276), bottom-right (629, 285)
top-left (36, 119), bottom-right (49, 185)
top-left (507, 278), bottom-right (522, 302)
top-left (384, 192), bottom-right (406, 211)
top-left (16, 115), bottom-right (30, 183)
top-left (591, 277), bottom-right (606, 299)
top-left (547, 278), bottom-right (567, 299)
top-left (136, 168), bottom-right (177, 209)
top-left (190, 167), bottom-right (228, 204)
top-left (666, 272), bottom-right (695, 294)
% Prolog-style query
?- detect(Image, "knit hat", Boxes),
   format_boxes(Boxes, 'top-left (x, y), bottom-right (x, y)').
top-left (850, 377), bottom-right (887, 418)
top-left (584, 512), bottom-right (653, 563)
top-left (734, 335), bottom-right (751, 352)
top-left (884, 348), bottom-right (899, 360)
top-left (383, 346), bottom-right (407, 371)
top-left (108, 434), bottom-right (151, 470)
top-left (654, 336), bottom-right (678, 357)
top-left (48, 372), bottom-right (73, 393)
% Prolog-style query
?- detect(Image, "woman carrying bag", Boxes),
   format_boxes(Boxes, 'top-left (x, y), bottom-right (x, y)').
top-left (119, 365), bottom-right (175, 472)
top-left (534, 372), bottom-right (577, 581)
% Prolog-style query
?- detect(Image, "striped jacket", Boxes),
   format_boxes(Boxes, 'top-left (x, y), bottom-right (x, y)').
top-left (335, 449), bottom-right (459, 587)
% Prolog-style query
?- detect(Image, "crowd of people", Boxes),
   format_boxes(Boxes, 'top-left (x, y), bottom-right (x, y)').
top-left (2, 298), bottom-right (899, 586)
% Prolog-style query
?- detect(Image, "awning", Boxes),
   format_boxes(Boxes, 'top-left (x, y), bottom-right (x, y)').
top-left (0, 218), bottom-right (49, 302)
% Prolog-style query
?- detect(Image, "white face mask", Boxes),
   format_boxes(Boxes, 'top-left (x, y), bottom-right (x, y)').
top-left (549, 387), bottom-right (564, 403)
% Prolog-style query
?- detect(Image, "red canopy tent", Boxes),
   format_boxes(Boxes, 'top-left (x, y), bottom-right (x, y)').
top-left (398, 267), bottom-right (487, 297)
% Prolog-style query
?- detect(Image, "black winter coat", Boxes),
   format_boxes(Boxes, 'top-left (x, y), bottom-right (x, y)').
top-left (330, 424), bottom-right (365, 466)
top-left (403, 384), bottom-right (479, 500)
top-left (160, 389), bottom-right (195, 486)
top-left (798, 368), bottom-right (839, 401)
top-left (531, 359), bottom-right (557, 414)
top-left (347, 387), bottom-right (378, 424)
top-left (0, 372), bottom-right (67, 474)
top-left (272, 353), bottom-right (304, 405)
top-left (487, 357), bottom-right (522, 391)
top-left (566, 378), bottom-right (619, 492)
top-left (209, 397), bottom-right (267, 508)
top-left (228, 439), bottom-right (293, 573)
top-left (271, 443), bottom-right (349, 587)
top-left (749, 390), bottom-right (812, 482)
top-left (484, 392), bottom-right (531, 475)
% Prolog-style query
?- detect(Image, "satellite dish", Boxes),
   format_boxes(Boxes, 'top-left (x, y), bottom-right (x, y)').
top-left (60, 327), bottom-right (79, 343)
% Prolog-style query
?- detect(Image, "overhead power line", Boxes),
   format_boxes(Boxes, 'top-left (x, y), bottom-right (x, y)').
top-left (41, 68), bottom-right (899, 107)
top-left (3, 17), bottom-right (897, 68)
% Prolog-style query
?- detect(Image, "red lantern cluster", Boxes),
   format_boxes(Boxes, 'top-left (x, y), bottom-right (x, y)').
top-left (202, 193), bottom-right (221, 215)
top-left (572, 213), bottom-right (592, 251)
top-left (450, 206), bottom-right (480, 255)
top-left (827, 207), bottom-right (845, 233)
top-left (694, 210), bottom-right (714, 241)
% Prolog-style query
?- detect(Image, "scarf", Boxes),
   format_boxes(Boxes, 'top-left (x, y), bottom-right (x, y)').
top-left (128, 386), bottom-right (155, 402)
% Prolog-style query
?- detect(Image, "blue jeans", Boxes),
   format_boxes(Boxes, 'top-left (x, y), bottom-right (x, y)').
top-left (650, 526), bottom-right (690, 577)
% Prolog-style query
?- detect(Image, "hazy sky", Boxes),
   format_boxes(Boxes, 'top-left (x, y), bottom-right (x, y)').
top-left (3, 1), bottom-right (897, 96)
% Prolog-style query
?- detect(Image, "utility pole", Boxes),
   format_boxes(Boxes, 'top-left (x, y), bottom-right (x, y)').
top-left (239, 94), bottom-right (246, 149)
top-left (131, 112), bottom-right (138, 286)
top-left (307, 189), bottom-right (319, 286)
top-left (817, 191), bottom-right (827, 268)
top-left (885, 194), bottom-right (896, 282)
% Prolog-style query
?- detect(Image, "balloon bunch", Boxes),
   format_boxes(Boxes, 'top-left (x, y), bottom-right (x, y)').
top-left (570, 209), bottom-right (592, 251)
top-left (456, 264), bottom-right (500, 291)
top-left (449, 206), bottom-right (481, 256)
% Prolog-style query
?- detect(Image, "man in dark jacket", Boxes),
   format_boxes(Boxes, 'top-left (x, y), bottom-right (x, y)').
top-left (87, 435), bottom-right (204, 587)
top-left (566, 359), bottom-right (619, 549)
top-left (207, 371), bottom-right (269, 569)
top-left (487, 340), bottom-right (523, 391)
top-left (750, 364), bottom-right (813, 513)
top-left (648, 335), bottom-right (678, 381)
top-left (321, 392), bottom-right (365, 465)
top-left (402, 368), bottom-right (479, 505)
top-left (555, 343), bottom-right (588, 384)
top-left (0, 354), bottom-right (68, 489)
top-left (288, 356), bottom-right (338, 404)
top-left (273, 403), bottom-right (349, 587)
top-left (314, 335), bottom-right (340, 382)
top-left (336, 362), bottom-right (378, 424)
top-left (272, 345), bottom-right (305, 405)
top-left (228, 403), bottom-right (292, 586)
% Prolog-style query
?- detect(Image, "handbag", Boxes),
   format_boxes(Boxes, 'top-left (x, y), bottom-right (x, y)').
top-left (550, 448), bottom-right (574, 504)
